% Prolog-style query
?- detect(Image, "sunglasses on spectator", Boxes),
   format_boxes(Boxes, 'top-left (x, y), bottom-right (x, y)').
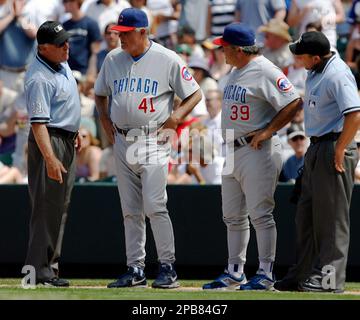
top-left (63, 0), bottom-right (76, 3)
top-left (291, 135), bottom-right (305, 142)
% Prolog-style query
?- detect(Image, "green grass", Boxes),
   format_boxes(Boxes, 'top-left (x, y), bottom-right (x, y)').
top-left (0, 279), bottom-right (360, 300)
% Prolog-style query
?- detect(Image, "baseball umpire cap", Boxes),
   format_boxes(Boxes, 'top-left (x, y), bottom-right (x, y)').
top-left (289, 31), bottom-right (330, 56)
top-left (212, 23), bottom-right (256, 47)
top-left (37, 21), bottom-right (70, 45)
top-left (111, 8), bottom-right (148, 32)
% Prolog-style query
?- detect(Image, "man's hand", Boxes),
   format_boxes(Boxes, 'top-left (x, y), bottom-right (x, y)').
top-left (249, 128), bottom-right (273, 150)
top-left (45, 155), bottom-right (67, 184)
top-left (100, 114), bottom-right (116, 144)
top-left (334, 145), bottom-right (346, 173)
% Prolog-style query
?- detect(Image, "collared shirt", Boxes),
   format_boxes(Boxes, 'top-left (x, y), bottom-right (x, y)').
top-left (304, 54), bottom-right (360, 137)
top-left (24, 54), bottom-right (81, 132)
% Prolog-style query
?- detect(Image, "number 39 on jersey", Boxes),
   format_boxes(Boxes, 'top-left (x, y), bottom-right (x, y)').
top-left (230, 104), bottom-right (250, 121)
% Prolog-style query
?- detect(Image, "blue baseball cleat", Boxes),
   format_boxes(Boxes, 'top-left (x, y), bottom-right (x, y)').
top-left (107, 266), bottom-right (147, 288)
top-left (203, 270), bottom-right (247, 290)
top-left (152, 263), bottom-right (180, 289)
top-left (239, 269), bottom-right (275, 291)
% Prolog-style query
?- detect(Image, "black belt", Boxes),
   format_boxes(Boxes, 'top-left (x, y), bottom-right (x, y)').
top-left (234, 135), bottom-right (253, 148)
top-left (47, 127), bottom-right (78, 141)
top-left (115, 126), bottom-right (129, 136)
top-left (310, 132), bottom-right (341, 144)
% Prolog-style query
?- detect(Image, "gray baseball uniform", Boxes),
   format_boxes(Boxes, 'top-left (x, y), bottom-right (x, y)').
top-left (94, 41), bottom-right (199, 268)
top-left (222, 56), bottom-right (300, 271)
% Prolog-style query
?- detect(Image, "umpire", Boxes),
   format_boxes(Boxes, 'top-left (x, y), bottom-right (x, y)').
top-left (276, 32), bottom-right (360, 293)
top-left (24, 21), bottom-right (81, 287)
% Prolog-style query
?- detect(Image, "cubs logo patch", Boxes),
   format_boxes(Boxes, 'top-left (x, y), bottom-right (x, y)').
top-left (276, 76), bottom-right (293, 92)
top-left (181, 66), bottom-right (193, 81)
top-left (119, 15), bottom-right (124, 23)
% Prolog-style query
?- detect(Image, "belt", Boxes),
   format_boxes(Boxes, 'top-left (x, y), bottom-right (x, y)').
top-left (47, 127), bottom-right (79, 141)
top-left (310, 132), bottom-right (341, 144)
top-left (115, 126), bottom-right (130, 136)
top-left (0, 65), bottom-right (27, 73)
top-left (234, 135), bottom-right (253, 148)
top-left (114, 124), bottom-right (163, 136)
top-left (115, 125), bottom-right (169, 145)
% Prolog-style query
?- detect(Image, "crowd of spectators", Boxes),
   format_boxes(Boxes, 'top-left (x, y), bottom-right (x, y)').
top-left (1, 0), bottom-right (360, 185)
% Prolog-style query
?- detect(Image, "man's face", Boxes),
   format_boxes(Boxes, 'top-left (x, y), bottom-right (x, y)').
top-left (223, 45), bottom-right (240, 66)
top-left (119, 29), bottom-right (143, 55)
top-left (40, 40), bottom-right (70, 64)
top-left (289, 135), bottom-right (306, 153)
top-left (63, 0), bottom-right (78, 13)
top-left (104, 27), bottom-right (119, 48)
top-left (264, 32), bottom-right (286, 50)
top-left (205, 91), bottom-right (222, 115)
top-left (295, 54), bottom-right (319, 70)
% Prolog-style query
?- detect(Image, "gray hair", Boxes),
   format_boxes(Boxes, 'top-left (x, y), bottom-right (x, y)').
top-left (239, 45), bottom-right (259, 55)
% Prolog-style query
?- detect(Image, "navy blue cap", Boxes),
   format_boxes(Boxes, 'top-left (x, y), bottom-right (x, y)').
top-left (213, 23), bottom-right (256, 47)
top-left (111, 8), bottom-right (148, 32)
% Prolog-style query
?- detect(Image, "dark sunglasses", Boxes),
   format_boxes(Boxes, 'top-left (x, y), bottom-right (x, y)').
top-left (55, 40), bottom-right (68, 48)
top-left (291, 135), bottom-right (305, 142)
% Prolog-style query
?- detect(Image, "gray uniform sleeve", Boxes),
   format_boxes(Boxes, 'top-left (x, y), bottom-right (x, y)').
top-left (169, 54), bottom-right (200, 100)
top-left (327, 71), bottom-right (360, 115)
top-left (94, 55), bottom-right (112, 96)
top-left (260, 65), bottom-right (300, 112)
top-left (25, 79), bottom-right (53, 124)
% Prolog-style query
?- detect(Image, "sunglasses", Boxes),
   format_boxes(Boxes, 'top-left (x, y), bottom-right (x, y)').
top-left (63, 0), bottom-right (76, 3)
top-left (55, 40), bottom-right (68, 48)
top-left (291, 135), bottom-right (305, 142)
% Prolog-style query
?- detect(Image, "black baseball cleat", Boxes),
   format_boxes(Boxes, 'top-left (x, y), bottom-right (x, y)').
top-left (107, 266), bottom-right (147, 288)
top-left (152, 263), bottom-right (180, 289)
top-left (37, 278), bottom-right (70, 287)
top-left (298, 275), bottom-right (344, 293)
top-left (274, 278), bottom-right (299, 292)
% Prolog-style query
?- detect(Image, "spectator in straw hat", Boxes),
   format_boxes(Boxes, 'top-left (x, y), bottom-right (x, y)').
top-left (258, 19), bottom-right (293, 71)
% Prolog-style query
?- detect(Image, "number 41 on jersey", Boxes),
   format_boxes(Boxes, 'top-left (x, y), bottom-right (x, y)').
top-left (138, 97), bottom-right (155, 113)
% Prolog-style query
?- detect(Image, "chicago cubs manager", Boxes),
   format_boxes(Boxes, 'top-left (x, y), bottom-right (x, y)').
top-left (203, 23), bottom-right (301, 290)
top-left (94, 8), bottom-right (201, 289)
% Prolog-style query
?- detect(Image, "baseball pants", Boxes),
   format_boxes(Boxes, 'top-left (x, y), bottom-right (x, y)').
top-left (222, 135), bottom-right (283, 266)
top-left (113, 133), bottom-right (175, 269)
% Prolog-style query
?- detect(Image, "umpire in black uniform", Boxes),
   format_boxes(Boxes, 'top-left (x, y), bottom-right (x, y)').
top-left (24, 21), bottom-right (82, 286)
top-left (275, 32), bottom-right (360, 293)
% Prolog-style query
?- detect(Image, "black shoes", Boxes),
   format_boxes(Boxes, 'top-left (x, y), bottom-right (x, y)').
top-left (274, 278), bottom-right (299, 292)
top-left (298, 275), bottom-right (343, 293)
top-left (37, 278), bottom-right (70, 287)
top-left (152, 263), bottom-right (180, 289)
top-left (107, 266), bottom-right (147, 288)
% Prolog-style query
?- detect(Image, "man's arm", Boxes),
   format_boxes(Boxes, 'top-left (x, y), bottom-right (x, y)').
top-left (31, 123), bottom-right (67, 183)
top-left (161, 89), bottom-right (202, 130)
top-left (250, 98), bottom-right (303, 149)
top-left (334, 111), bottom-right (360, 172)
top-left (95, 94), bottom-right (116, 144)
top-left (274, 8), bottom-right (286, 20)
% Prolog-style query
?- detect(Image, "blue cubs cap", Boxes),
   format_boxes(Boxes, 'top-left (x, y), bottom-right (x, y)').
top-left (213, 23), bottom-right (256, 47)
top-left (111, 8), bottom-right (148, 32)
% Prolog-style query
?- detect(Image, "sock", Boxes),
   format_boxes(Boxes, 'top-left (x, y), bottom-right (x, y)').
top-left (227, 263), bottom-right (244, 279)
top-left (258, 262), bottom-right (274, 279)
